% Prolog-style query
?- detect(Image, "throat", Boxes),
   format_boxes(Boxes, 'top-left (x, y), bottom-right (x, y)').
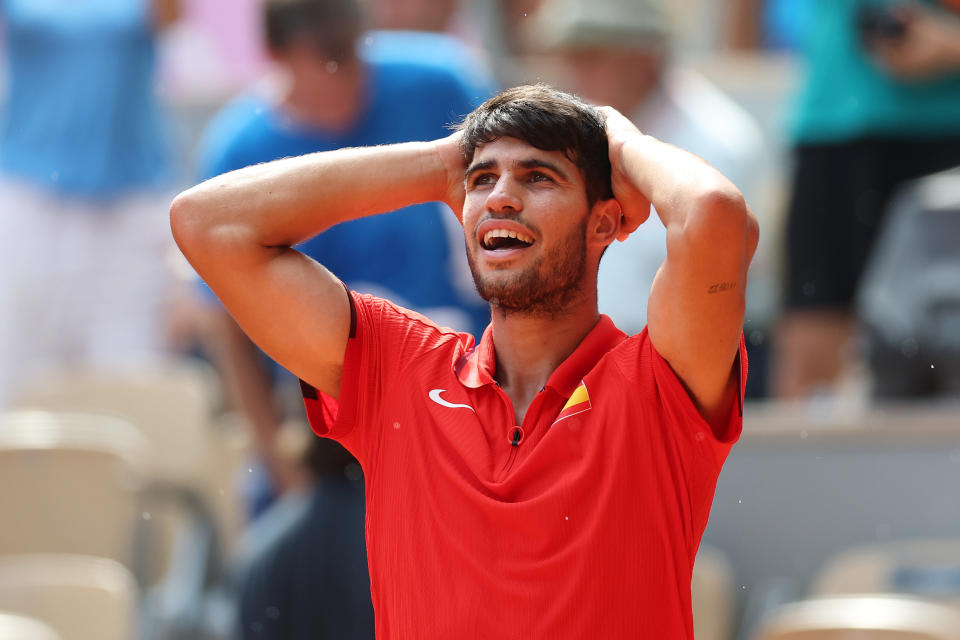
top-left (499, 381), bottom-right (541, 425)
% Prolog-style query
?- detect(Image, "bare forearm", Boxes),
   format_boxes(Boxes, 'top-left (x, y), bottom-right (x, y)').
top-left (170, 141), bottom-right (449, 270)
top-left (617, 134), bottom-right (745, 231)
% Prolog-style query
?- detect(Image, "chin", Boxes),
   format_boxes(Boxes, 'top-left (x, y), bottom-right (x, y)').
top-left (473, 268), bottom-right (585, 317)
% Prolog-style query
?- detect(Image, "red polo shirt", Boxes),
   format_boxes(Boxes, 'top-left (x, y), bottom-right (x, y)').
top-left (302, 291), bottom-right (747, 639)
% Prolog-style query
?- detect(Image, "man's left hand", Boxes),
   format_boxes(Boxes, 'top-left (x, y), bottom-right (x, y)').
top-left (599, 106), bottom-right (652, 242)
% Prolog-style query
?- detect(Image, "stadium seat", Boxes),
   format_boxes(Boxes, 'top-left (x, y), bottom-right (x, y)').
top-left (12, 363), bottom-right (242, 639)
top-left (0, 554), bottom-right (137, 640)
top-left (13, 361), bottom-right (219, 486)
top-left (12, 363), bottom-right (234, 571)
top-left (0, 611), bottom-right (62, 640)
top-left (0, 410), bottom-right (146, 563)
top-left (811, 539), bottom-right (960, 610)
top-left (753, 594), bottom-right (960, 640)
top-left (692, 545), bottom-right (736, 640)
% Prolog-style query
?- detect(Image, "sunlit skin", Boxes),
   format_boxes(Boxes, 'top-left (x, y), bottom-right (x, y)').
top-left (457, 137), bottom-right (624, 418)
top-left (461, 137), bottom-right (596, 317)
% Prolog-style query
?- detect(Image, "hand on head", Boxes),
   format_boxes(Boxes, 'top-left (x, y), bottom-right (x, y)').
top-left (434, 130), bottom-right (468, 222)
top-left (598, 106), bottom-right (651, 241)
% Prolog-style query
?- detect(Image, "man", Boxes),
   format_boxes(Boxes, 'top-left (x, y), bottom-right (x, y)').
top-left (172, 85), bottom-right (758, 638)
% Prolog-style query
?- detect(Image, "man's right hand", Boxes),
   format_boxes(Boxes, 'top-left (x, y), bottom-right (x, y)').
top-left (599, 106), bottom-right (652, 242)
top-left (433, 130), bottom-right (468, 222)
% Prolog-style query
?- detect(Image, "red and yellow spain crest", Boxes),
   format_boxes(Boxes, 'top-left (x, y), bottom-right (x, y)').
top-left (554, 381), bottom-right (591, 424)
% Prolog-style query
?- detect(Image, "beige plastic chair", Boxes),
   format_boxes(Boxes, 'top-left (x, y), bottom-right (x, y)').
top-left (12, 363), bottom-right (245, 636)
top-left (13, 361), bottom-right (219, 487)
top-left (0, 411), bottom-right (146, 563)
top-left (812, 540), bottom-right (960, 611)
top-left (0, 611), bottom-right (62, 640)
top-left (0, 554), bottom-right (136, 640)
top-left (12, 363), bottom-right (242, 575)
top-left (753, 594), bottom-right (960, 640)
top-left (692, 545), bottom-right (736, 640)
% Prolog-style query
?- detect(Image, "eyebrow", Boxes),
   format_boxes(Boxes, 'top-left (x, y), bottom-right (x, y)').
top-left (464, 159), bottom-right (496, 183)
top-left (464, 158), bottom-right (570, 182)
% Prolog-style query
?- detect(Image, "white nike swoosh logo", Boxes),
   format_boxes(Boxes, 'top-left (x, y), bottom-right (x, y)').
top-left (428, 389), bottom-right (475, 412)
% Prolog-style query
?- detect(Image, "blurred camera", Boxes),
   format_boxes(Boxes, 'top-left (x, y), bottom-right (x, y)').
top-left (856, 4), bottom-right (908, 45)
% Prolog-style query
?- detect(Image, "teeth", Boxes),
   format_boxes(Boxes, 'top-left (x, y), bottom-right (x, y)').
top-left (482, 228), bottom-right (534, 247)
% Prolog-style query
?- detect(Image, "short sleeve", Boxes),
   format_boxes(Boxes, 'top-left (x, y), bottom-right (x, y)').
top-left (617, 330), bottom-right (747, 555)
top-left (647, 332), bottom-right (748, 467)
top-left (300, 290), bottom-right (465, 467)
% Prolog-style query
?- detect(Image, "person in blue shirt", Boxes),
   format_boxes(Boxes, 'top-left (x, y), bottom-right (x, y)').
top-left (0, 0), bottom-right (179, 409)
top-left (192, 2), bottom-right (495, 636)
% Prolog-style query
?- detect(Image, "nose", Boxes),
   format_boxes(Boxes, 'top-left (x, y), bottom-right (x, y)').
top-left (485, 176), bottom-right (522, 214)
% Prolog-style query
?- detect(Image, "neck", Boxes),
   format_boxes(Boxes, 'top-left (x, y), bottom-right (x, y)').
top-left (490, 287), bottom-right (600, 423)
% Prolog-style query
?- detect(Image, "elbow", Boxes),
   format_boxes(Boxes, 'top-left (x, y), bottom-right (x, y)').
top-left (695, 184), bottom-right (752, 234)
top-left (684, 184), bottom-right (758, 254)
top-left (169, 188), bottom-right (208, 258)
top-left (694, 183), bottom-right (747, 222)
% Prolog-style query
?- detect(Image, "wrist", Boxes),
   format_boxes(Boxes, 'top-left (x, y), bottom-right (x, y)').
top-left (429, 133), bottom-right (467, 213)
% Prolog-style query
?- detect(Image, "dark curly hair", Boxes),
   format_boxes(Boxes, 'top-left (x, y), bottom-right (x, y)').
top-left (457, 85), bottom-right (613, 205)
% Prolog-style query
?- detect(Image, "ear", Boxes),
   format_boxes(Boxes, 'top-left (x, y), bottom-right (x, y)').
top-left (587, 198), bottom-right (622, 248)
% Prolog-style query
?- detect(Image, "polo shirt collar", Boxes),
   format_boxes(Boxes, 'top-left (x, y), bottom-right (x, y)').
top-left (455, 315), bottom-right (627, 398)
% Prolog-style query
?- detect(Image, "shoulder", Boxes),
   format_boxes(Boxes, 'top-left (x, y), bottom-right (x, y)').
top-left (352, 291), bottom-right (473, 354)
top-left (601, 328), bottom-right (700, 405)
top-left (600, 327), bottom-right (655, 381)
top-left (602, 327), bottom-right (746, 446)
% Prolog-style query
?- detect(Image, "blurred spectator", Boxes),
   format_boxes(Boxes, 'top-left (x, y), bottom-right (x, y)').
top-left (188, 0), bottom-right (496, 633)
top-left (727, 0), bottom-right (813, 52)
top-left (369, 0), bottom-right (459, 31)
top-left (774, 0), bottom-right (960, 398)
top-left (0, 0), bottom-right (179, 410)
top-left (159, 0), bottom-right (269, 99)
top-left (526, 0), bottom-right (766, 338)
top-left (235, 439), bottom-right (372, 640)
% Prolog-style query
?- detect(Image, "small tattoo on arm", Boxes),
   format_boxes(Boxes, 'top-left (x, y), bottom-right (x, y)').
top-left (707, 282), bottom-right (737, 294)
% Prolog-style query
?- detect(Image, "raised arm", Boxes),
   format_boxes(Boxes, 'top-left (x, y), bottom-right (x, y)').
top-left (601, 107), bottom-right (759, 431)
top-left (170, 136), bottom-right (466, 397)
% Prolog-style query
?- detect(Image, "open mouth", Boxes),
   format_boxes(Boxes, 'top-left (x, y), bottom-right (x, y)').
top-left (480, 229), bottom-right (535, 251)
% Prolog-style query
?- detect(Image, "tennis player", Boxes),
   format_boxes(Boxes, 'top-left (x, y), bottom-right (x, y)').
top-left (172, 85), bottom-right (758, 638)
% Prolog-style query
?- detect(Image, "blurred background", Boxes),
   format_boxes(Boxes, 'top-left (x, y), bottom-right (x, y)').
top-left (1, 0), bottom-right (960, 639)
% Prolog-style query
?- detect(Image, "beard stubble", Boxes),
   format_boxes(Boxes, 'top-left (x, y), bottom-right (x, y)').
top-left (467, 216), bottom-right (588, 317)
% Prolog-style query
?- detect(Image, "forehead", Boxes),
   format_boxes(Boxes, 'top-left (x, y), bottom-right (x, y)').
top-left (470, 137), bottom-right (580, 174)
